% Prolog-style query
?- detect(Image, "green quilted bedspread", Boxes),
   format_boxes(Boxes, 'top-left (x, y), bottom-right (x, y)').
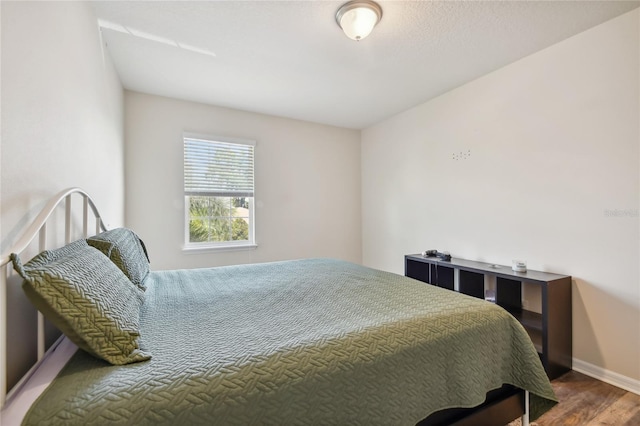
top-left (23, 259), bottom-right (556, 425)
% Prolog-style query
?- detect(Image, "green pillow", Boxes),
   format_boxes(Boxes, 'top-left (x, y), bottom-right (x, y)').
top-left (11, 240), bottom-right (151, 365)
top-left (87, 228), bottom-right (150, 291)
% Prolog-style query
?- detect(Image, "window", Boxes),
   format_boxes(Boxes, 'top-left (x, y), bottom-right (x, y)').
top-left (183, 135), bottom-right (255, 249)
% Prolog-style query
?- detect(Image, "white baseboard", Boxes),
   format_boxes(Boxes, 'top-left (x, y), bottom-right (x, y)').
top-left (572, 358), bottom-right (640, 395)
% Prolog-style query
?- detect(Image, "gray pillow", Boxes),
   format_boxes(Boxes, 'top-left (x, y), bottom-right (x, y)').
top-left (87, 228), bottom-right (150, 291)
top-left (11, 240), bottom-right (151, 365)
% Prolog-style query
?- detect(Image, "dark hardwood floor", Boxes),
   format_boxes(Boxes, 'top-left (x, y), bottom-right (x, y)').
top-left (510, 370), bottom-right (640, 425)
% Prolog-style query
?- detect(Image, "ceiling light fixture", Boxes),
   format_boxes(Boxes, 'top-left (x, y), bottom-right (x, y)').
top-left (336, 0), bottom-right (383, 41)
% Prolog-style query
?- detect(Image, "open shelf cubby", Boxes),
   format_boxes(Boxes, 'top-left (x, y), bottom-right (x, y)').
top-left (404, 254), bottom-right (572, 380)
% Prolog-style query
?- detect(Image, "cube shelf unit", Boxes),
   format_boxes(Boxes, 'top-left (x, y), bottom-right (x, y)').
top-left (404, 254), bottom-right (572, 380)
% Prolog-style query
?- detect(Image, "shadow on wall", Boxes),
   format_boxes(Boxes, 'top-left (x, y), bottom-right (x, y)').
top-left (6, 273), bottom-right (37, 390)
top-left (572, 277), bottom-right (640, 379)
top-left (0, 191), bottom-right (53, 254)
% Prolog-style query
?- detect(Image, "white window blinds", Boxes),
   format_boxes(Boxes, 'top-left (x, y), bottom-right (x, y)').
top-left (184, 137), bottom-right (254, 197)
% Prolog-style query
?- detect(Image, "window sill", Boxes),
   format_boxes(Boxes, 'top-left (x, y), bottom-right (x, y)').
top-left (182, 243), bottom-right (258, 254)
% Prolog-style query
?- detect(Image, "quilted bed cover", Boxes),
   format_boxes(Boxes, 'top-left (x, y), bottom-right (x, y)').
top-left (22, 259), bottom-right (556, 425)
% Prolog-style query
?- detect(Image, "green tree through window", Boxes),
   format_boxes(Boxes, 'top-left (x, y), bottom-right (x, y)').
top-left (188, 196), bottom-right (249, 243)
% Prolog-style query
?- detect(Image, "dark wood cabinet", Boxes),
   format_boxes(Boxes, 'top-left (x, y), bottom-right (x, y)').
top-left (404, 254), bottom-right (572, 380)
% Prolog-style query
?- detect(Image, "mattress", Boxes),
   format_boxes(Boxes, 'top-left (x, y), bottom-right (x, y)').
top-left (21, 258), bottom-right (556, 425)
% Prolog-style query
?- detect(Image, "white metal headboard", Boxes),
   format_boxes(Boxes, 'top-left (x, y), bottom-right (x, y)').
top-left (0, 188), bottom-right (107, 408)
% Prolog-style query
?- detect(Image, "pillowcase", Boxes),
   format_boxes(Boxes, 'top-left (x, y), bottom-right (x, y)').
top-left (87, 228), bottom-right (150, 291)
top-left (11, 240), bottom-right (151, 365)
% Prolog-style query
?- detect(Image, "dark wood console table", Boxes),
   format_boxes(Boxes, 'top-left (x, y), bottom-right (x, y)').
top-left (404, 254), bottom-right (572, 380)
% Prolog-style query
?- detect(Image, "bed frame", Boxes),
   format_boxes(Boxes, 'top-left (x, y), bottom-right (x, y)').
top-left (0, 188), bottom-right (106, 408)
top-left (0, 188), bottom-right (529, 425)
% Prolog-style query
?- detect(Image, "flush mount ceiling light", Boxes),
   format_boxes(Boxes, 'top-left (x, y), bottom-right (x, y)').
top-left (336, 0), bottom-right (383, 41)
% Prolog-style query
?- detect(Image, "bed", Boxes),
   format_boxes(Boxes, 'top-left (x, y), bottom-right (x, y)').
top-left (0, 188), bottom-right (556, 425)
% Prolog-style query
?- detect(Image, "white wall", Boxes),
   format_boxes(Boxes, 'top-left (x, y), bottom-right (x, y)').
top-left (0, 1), bottom-right (124, 389)
top-left (1, 1), bottom-right (125, 247)
top-left (125, 91), bottom-right (361, 270)
top-left (362, 10), bottom-right (639, 384)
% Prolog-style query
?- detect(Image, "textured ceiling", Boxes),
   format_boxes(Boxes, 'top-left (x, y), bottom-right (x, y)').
top-left (92, 1), bottom-right (639, 129)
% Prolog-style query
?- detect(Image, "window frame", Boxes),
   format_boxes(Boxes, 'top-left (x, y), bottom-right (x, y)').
top-left (182, 133), bottom-right (256, 252)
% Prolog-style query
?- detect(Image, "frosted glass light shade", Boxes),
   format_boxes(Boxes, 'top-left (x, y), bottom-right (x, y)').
top-left (336, 1), bottom-right (382, 41)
